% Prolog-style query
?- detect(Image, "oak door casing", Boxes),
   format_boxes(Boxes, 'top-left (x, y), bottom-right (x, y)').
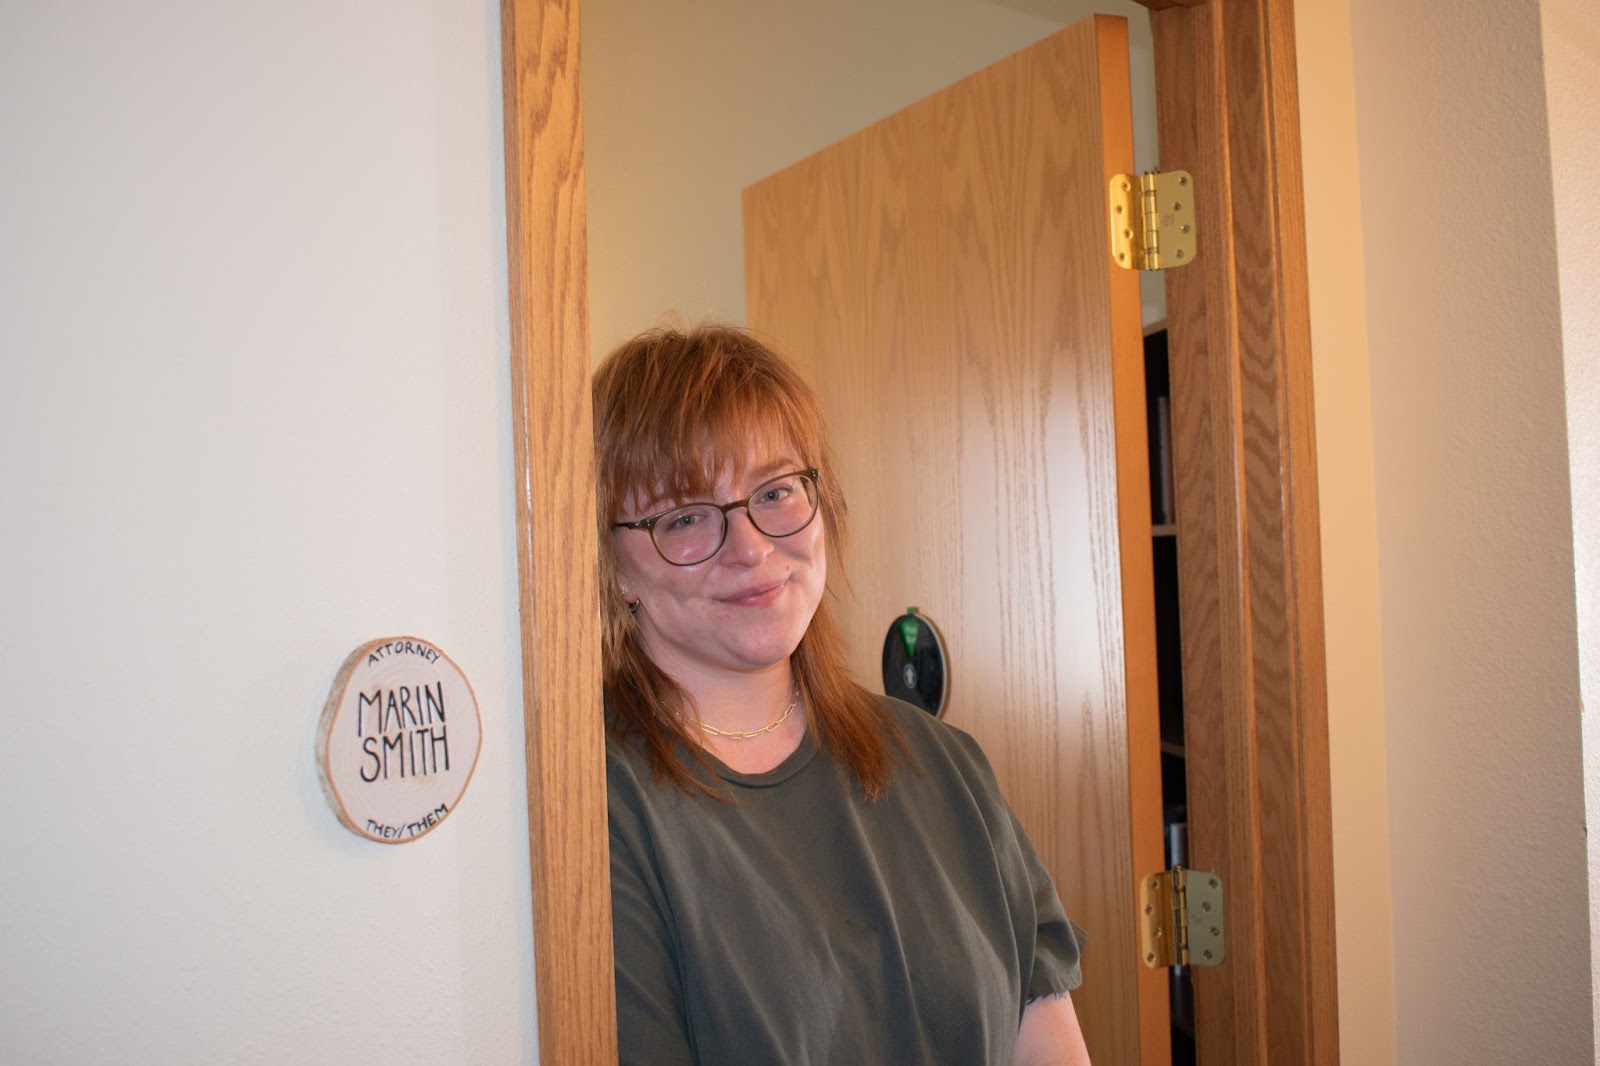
top-left (744, 16), bottom-right (1166, 1065)
top-left (500, 1), bottom-right (615, 1063)
top-left (1149, 0), bottom-right (1339, 1061)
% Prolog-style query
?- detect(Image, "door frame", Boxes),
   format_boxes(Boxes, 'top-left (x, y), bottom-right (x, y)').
top-left (499, 2), bottom-right (616, 1062)
top-left (499, 0), bottom-right (1337, 1062)
top-left (1136, 1), bottom-right (1339, 1061)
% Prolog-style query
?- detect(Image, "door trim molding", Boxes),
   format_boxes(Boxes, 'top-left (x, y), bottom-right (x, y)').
top-left (500, 1), bottom-right (616, 1063)
top-left (1146, 0), bottom-right (1340, 1061)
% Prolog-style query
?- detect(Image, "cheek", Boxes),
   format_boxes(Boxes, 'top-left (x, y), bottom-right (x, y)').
top-left (611, 547), bottom-right (636, 598)
top-left (800, 528), bottom-right (827, 592)
top-left (613, 535), bottom-right (661, 600)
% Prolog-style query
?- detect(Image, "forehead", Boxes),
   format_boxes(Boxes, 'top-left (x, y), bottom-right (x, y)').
top-left (625, 431), bottom-right (802, 511)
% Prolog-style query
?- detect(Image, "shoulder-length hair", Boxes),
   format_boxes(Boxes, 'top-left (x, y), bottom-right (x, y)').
top-left (592, 324), bottom-right (902, 800)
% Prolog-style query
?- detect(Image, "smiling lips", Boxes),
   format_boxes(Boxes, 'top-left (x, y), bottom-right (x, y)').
top-left (720, 577), bottom-right (788, 608)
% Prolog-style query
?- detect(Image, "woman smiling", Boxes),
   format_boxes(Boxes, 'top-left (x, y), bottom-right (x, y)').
top-left (595, 324), bottom-right (1090, 1065)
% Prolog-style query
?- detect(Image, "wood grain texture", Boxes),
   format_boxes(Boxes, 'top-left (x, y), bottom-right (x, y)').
top-left (1155, 8), bottom-right (1267, 1061)
top-left (1152, 0), bottom-right (1338, 1062)
top-left (1097, 22), bottom-right (1173, 1065)
top-left (501, 1), bottom-right (617, 1062)
top-left (745, 18), bottom-right (1166, 1064)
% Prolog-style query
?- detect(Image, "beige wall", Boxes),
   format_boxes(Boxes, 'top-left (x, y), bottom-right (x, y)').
top-left (1293, 1), bottom-right (1396, 1059)
top-left (1302, 0), bottom-right (1598, 1056)
top-left (1343, 0), bottom-right (1589, 1060)
top-left (1540, 0), bottom-right (1600, 1041)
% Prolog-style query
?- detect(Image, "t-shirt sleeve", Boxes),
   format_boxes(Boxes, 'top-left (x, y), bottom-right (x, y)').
top-left (1006, 804), bottom-right (1087, 1003)
top-left (609, 764), bottom-right (697, 1066)
top-left (943, 718), bottom-right (1086, 1004)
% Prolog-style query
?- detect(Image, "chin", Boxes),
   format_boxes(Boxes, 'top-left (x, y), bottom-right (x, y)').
top-left (729, 624), bottom-right (810, 670)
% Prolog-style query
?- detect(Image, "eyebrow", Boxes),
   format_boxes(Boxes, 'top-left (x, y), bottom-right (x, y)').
top-left (638, 459), bottom-right (803, 514)
top-left (741, 459), bottom-right (800, 486)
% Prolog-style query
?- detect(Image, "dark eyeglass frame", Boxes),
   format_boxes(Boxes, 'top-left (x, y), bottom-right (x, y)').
top-left (612, 468), bottom-right (821, 567)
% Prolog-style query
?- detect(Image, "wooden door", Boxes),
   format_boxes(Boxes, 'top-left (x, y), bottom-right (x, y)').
top-left (744, 16), bottom-right (1166, 1065)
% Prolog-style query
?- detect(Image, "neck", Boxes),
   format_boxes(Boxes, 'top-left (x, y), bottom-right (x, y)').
top-left (679, 663), bottom-right (795, 735)
top-left (678, 664), bottom-right (808, 772)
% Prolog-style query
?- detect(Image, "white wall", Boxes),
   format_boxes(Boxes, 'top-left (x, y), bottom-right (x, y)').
top-left (1540, 0), bottom-right (1600, 1042)
top-left (582, 0), bottom-right (1159, 358)
top-left (1345, 0), bottom-right (1590, 1060)
top-left (0, 3), bottom-right (539, 1064)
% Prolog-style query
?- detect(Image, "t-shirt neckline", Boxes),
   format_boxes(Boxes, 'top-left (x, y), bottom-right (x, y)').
top-left (698, 729), bottom-right (820, 788)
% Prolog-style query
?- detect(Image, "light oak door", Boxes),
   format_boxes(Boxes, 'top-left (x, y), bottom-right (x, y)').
top-left (744, 15), bottom-right (1166, 1066)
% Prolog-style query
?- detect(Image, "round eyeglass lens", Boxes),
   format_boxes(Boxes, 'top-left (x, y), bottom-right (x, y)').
top-left (746, 471), bottom-right (818, 538)
top-left (652, 505), bottom-right (724, 565)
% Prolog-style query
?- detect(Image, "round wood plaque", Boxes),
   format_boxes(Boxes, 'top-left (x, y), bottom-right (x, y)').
top-left (317, 637), bottom-right (482, 844)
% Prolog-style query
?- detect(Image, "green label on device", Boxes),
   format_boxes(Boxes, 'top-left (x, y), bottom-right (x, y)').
top-left (898, 609), bottom-right (921, 661)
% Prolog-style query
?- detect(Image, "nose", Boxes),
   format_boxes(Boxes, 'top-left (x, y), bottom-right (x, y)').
top-left (720, 506), bottom-right (773, 565)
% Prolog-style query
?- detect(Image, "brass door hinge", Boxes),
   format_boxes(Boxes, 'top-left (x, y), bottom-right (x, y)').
top-left (1139, 866), bottom-right (1225, 968)
top-left (1110, 170), bottom-right (1196, 271)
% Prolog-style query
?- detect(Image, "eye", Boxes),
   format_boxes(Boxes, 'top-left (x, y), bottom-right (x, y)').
top-left (655, 504), bottom-right (725, 539)
top-left (758, 484), bottom-right (792, 504)
top-left (661, 509), bottom-right (706, 533)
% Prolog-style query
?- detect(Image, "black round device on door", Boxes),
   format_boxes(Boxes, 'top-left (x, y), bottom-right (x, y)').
top-left (881, 608), bottom-right (947, 717)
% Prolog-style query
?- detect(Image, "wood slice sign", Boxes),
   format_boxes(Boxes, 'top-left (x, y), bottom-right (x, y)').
top-left (317, 637), bottom-right (482, 844)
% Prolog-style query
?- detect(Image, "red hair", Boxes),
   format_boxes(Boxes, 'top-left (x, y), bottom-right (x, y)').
top-left (592, 324), bottom-right (903, 800)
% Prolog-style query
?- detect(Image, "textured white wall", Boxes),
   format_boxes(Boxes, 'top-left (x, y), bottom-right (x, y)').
top-left (1347, 0), bottom-right (1590, 1059)
top-left (1540, 0), bottom-right (1600, 1042)
top-left (582, 0), bottom-right (1160, 358)
top-left (0, 3), bottom-right (539, 1063)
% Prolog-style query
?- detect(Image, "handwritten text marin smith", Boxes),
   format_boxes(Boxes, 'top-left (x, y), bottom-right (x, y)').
top-left (354, 681), bottom-right (451, 783)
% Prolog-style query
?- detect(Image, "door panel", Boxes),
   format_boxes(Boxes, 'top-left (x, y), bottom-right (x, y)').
top-left (744, 15), bottom-right (1165, 1064)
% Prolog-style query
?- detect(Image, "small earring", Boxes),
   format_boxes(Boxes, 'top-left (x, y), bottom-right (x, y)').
top-left (626, 599), bottom-right (639, 614)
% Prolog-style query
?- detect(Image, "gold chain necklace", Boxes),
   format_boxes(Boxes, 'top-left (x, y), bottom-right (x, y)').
top-left (691, 685), bottom-right (800, 741)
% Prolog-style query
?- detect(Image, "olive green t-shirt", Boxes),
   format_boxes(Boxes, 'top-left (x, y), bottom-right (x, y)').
top-left (607, 696), bottom-right (1084, 1065)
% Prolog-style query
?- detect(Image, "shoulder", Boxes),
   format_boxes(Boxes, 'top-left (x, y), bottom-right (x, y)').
top-left (879, 696), bottom-right (1009, 807)
top-left (604, 730), bottom-right (683, 830)
top-left (881, 696), bottom-right (990, 767)
top-left (605, 728), bottom-right (648, 790)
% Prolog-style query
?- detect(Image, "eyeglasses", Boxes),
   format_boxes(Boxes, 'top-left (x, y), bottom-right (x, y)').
top-left (613, 469), bottom-right (821, 567)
